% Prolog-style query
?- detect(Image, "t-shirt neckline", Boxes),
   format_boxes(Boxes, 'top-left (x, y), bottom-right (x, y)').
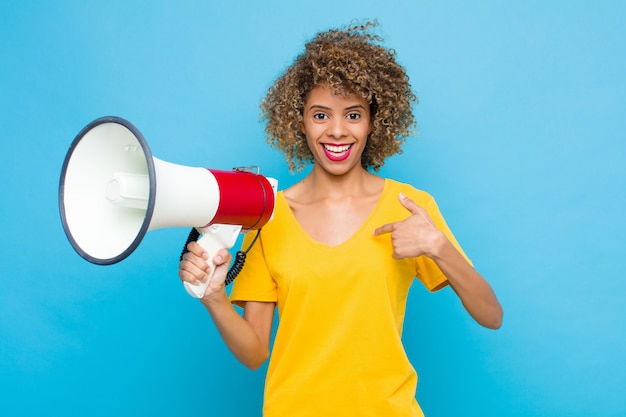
top-left (278, 178), bottom-right (390, 250)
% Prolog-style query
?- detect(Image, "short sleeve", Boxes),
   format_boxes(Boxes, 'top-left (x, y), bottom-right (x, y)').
top-left (229, 230), bottom-right (278, 307)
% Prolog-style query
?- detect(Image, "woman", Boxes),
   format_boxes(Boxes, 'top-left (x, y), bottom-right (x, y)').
top-left (179, 21), bottom-right (502, 417)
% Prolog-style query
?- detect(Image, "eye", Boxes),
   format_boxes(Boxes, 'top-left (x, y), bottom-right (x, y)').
top-left (313, 113), bottom-right (329, 120)
top-left (346, 112), bottom-right (361, 120)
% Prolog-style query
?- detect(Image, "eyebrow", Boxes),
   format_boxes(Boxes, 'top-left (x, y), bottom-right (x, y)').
top-left (307, 104), bottom-right (367, 111)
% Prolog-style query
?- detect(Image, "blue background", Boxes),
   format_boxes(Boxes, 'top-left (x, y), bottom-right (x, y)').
top-left (1, 1), bottom-right (625, 416)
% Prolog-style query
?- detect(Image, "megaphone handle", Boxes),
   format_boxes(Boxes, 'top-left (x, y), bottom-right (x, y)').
top-left (183, 224), bottom-right (243, 298)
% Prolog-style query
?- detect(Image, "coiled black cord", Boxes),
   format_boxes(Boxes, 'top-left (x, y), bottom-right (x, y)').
top-left (179, 228), bottom-right (261, 286)
top-left (179, 228), bottom-right (200, 260)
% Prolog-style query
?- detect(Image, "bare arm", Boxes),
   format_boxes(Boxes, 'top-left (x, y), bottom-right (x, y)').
top-left (179, 242), bottom-right (275, 369)
top-left (373, 193), bottom-right (503, 329)
top-left (427, 235), bottom-right (502, 329)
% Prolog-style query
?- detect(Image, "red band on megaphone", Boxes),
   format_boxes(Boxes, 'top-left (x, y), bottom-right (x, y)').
top-left (208, 169), bottom-right (275, 230)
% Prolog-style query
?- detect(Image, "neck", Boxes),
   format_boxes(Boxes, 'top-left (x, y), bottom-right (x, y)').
top-left (303, 165), bottom-right (378, 200)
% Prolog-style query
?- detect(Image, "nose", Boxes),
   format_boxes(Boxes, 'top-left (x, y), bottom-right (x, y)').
top-left (326, 117), bottom-right (348, 139)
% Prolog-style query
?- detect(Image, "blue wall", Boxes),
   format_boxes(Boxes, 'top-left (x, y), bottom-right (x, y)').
top-left (1, 1), bottom-right (624, 416)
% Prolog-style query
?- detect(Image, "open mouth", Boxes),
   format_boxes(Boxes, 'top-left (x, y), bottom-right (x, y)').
top-left (322, 143), bottom-right (353, 161)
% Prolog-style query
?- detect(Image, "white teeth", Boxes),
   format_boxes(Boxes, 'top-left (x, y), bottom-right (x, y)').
top-left (323, 144), bottom-right (351, 153)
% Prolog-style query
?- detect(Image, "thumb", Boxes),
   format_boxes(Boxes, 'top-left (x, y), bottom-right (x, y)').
top-left (398, 192), bottom-right (421, 215)
top-left (213, 249), bottom-right (232, 266)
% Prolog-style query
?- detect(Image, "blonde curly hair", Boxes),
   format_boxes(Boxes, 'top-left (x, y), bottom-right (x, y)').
top-left (260, 20), bottom-right (418, 172)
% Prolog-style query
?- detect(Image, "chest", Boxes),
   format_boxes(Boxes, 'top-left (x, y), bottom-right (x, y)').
top-left (289, 197), bottom-right (379, 246)
top-left (261, 215), bottom-right (417, 323)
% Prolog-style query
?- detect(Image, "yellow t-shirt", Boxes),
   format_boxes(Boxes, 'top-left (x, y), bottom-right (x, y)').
top-left (230, 179), bottom-right (470, 417)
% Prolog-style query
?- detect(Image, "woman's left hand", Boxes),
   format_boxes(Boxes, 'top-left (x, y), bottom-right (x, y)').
top-left (373, 192), bottom-right (445, 260)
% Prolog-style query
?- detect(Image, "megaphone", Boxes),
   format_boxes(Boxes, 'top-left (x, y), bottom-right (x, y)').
top-left (59, 116), bottom-right (277, 298)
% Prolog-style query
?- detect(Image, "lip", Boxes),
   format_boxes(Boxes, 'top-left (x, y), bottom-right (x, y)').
top-left (321, 143), bottom-right (354, 162)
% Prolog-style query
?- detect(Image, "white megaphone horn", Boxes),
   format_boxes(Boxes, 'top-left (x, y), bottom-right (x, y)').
top-left (59, 116), bottom-right (277, 298)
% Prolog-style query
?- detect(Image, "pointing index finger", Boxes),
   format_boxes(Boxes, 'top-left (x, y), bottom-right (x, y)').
top-left (373, 223), bottom-right (394, 236)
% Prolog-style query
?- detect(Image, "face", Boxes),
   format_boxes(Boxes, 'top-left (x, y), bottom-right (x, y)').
top-left (301, 86), bottom-right (372, 176)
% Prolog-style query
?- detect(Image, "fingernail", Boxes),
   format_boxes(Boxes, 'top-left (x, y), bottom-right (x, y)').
top-left (399, 192), bottom-right (407, 200)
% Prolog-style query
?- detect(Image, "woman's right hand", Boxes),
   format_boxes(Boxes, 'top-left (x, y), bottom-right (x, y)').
top-left (178, 241), bottom-right (231, 299)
